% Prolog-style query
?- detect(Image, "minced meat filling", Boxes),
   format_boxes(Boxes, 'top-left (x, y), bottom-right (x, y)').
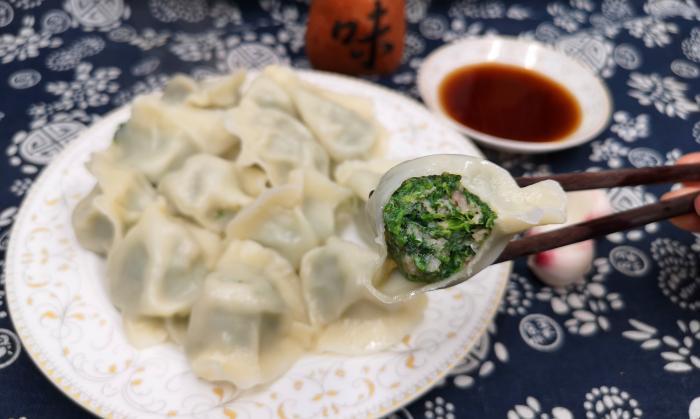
top-left (382, 173), bottom-right (497, 283)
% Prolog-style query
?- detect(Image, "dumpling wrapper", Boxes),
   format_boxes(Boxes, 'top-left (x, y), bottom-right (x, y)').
top-left (366, 154), bottom-right (567, 303)
top-left (106, 200), bottom-right (221, 317)
top-left (300, 237), bottom-right (427, 354)
top-left (185, 240), bottom-right (311, 389)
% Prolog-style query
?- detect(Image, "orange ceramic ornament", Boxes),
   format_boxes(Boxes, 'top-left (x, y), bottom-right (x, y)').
top-left (305, 0), bottom-right (406, 75)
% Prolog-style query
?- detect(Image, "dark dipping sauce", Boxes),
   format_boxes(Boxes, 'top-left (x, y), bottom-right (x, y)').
top-left (439, 63), bottom-right (582, 143)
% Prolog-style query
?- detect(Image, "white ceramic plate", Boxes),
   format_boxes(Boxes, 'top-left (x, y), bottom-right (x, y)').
top-left (418, 36), bottom-right (613, 154)
top-left (5, 70), bottom-right (510, 419)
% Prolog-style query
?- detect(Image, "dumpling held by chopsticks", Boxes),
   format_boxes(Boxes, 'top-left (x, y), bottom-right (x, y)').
top-left (366, 154), bottom-right (567, 303)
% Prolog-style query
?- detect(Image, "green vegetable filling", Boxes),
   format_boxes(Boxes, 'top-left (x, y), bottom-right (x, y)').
top-left (382, 173), bottom-right (497, 283)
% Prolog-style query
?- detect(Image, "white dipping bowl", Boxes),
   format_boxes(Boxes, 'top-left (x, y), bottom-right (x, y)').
top-left (418, 36), bottom-right (612, 154)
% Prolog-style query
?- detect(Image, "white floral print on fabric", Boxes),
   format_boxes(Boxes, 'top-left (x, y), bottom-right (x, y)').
top-left (624, 17), bottom-right (678, 47)
top-left (671, 59), bottom-right (700, 79)
top-left (682, 27), bottom-right (700, 63)
top-left (63, 0), bottom-right (130, 31)
top-left (112, 73), bottom-right (169, 106)
top-left (548, 3), bottom-right (587, 33)
top-left (107, 25), bottom-right (170, 50)
top-left (44, 35), bottom-right (105, 71)
top-left (624, 319), bottom-right (700, 373)
top-left (627, 72), bottom-right (699, 119)
top-left (536, 258), bottom-right (624, 337)
top-left (9, 178), bottom-right (32, 197)
top-left (423, 396), bottom-right (455, 419)
top-left (0, 1), bottom-right (13, 27)
top-left (34, 62), bottom-right (120, 116)
top-left (0, 328), bottom-right (21, 369)
top-left (651, 238), bottom-right (700, 311)
top-left (40, 9), bottom-right (72, 34)
top-left (583, 386), bottom-right (643, 419)
top-left (519, 313), bottom-right (565, 351)
top-left (694, 121), bottom-right (700, 143)
top-left (507, 397), bottom-right (573, 419)
top-left (448, 322), bottom-right (508, 389)
top-left (608, 245), bottom-right (651, 277)
top-left (610, 111), bottom-right (650, 142)
top-left (606, 186), bottom-right (659, 242)
top-left (500, 273), bottom-right (535, 316)
top-left (7, 112), bottom-right (89, 174)
top-left (0, 15), bottom-right (62, 63)
top-left (8, 69), bottom-right (41, 89)
top-left (9, 0), bottom-right (42, 9)
top-left (149, 0), bottom-right (207, 23)
top-left (130, 57), bottom-right (160, 76)
top-left (627, 146), bottom-right (664, 167)
top-left (590, 138), bottom-right (630, 168)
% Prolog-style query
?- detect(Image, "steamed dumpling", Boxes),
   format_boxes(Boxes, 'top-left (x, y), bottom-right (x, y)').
top-left (300, 237), bottom-right (426, 354)
top-left (72, 155), bottom-right (156, 255)
top-left (159, 154), bottom-right (252, 232)
top-left (334, 159), bottom-right (400, 201)
top-left (104, 94), bottom-right (239, 182)
top-left (162, 71), bottom-right (245, 109)
top-left (366, 154), bottom-right (567, 303)
top-left (106, 200), bottom-right (220, 317)
top-left (225, 184), bottom-right (318, 268)
top-left (185, 240), bottom-right (311, 389)
top-left (265, 66), bottom-right (380, 162)
top-left (288, 168), bottom-right (353, 240)
top-left (226, 102), bottom-right (330, 186)
top-left (240, 74), bottom-right (296, 115)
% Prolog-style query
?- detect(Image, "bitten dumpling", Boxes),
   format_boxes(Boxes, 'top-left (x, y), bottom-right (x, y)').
top-left (366, 154), bottom-right (567, 302)
top-left (300, 237), bottom-right (426, 354)
top-left (159, 154), bottom-right (252, 232)
top-left (185, 240), bottom-right (311, 389)
top-left (106, 200), bottom-right (220, 317)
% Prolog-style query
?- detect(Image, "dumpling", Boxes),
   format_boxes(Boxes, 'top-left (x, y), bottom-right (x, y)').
top-left (122, 316), bottom-right (168, 349)
top-left (226, 102), bottom-right (330, 186)
top-left (225, 184), bottom-right (318, 268)
top-left (159, 154), bottom-right (252, 232)
top-left (300, 237), bottom-right (427, 354)
top-left (236, 165), bottom-right (270, 197)
top-left (366, 154), bottom-right (567, 302)
top-left (288, 168), bottom-right (353, 240)
top-left (185, 240), bottom-right (311, 389)
top-left (164, 315), bottom-right (189, 346)
top-left (265, 66), bottom-right (380, 162)
top-left (334, 159), bottom-right (400, 201)
top-left (106, 200), bottom-right (220, 317)
top-left (239, 74), bottom-right (295, 115)
top-left (162, 71), bottom-right (245, 109)
top-left (72, 155), bottom-right (156, 255)
top-left (72, 187), bottom-right (123, 255)
top-left (105, 94), bottom-right (238, 182)
top-left (103, 96), bottom-right (196, 181)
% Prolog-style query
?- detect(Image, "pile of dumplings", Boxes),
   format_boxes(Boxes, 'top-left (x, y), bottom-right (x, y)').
top-left (72, 66), bottom-right (426, 390)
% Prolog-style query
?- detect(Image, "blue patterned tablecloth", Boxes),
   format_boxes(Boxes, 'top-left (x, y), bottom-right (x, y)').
top-left (1, 0), bottom-right (700, 418)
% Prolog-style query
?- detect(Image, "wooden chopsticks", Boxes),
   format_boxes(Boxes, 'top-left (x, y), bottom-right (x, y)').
top-left (495, 163), bottom-right (700, 263)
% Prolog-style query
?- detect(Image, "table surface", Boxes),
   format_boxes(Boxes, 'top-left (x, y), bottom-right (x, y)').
top-left (1, 1), bottom-right (699, 418)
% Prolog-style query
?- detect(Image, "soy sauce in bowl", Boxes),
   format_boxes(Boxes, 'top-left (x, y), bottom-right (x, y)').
top-left (439, 63), bottom-right (582, 143)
